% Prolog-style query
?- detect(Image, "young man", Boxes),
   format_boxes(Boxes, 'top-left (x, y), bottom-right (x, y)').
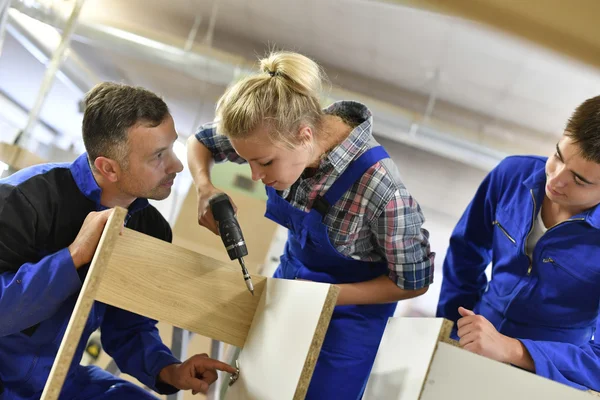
top-left (0, 82), bottom-right (236, 399)
top-left (437, 96), bottom-right (600, 391)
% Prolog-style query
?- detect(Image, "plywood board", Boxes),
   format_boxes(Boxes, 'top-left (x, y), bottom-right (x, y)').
top-left (421, 342), bottom-right (593, 400)
top-left (41, 207), bottom-right (127, 400)
top-left (364, 318), bottom-right (452, 400)
top-left (95, 227), bottom-right (266, 348)
top-left (44, 206), bottom-right (338, 400)
top-left (224, 279), bottom-right (339, 400)
top-left (0, 142), bottom-right (46, 170)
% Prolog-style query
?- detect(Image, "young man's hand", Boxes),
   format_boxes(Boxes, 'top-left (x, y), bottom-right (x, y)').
top-left (158, 354), bottom-right (237, 395)
top-left (456, 307), bottom-right (534, 371)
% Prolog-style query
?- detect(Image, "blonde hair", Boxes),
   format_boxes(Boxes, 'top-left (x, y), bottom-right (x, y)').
top-left (216, 51), bottom-right (326, 147)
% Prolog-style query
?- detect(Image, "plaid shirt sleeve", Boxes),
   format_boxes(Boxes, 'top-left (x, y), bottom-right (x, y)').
top-left (194, 122), bottom-right (247, 164)
top-left (371, 187), bottom-right (435, 290)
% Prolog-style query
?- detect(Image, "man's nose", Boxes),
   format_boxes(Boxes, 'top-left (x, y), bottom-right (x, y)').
top-left (168, 153), bottom-right (184, 174)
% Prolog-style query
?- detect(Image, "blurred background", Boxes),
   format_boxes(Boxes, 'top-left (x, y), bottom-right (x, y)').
top-left (2, 0), bottom-right (599, 398)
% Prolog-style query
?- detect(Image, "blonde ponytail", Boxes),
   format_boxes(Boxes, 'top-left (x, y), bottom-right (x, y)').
top-left (216, 51), bottom-right (326, 147)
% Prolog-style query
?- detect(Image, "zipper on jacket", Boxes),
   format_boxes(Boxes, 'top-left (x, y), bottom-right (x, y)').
top-left (524, 189), bottom-right (536, 275)
top-left (545, 217), bottom-right (585, 232)
top-left (542, 257), bottom-right (589, 283)
top-left (492, 220), bottom-right (516, 244)
top-left (526, 188), bottom-right (585, 275)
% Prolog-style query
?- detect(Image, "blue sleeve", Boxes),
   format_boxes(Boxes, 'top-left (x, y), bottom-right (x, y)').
top-left (0, 188), bottom-right (82, 336)
top-left (519, 317), bottom-right (600, 391)
top-left (100, 306), bottom-right (181, 395)
top-left (194, 122), bottom-right (247, 164)
top-left (436, 166), bottom-right (497, 330)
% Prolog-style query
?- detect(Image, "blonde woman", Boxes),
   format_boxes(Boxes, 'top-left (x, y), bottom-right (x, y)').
top-left (187, 51), bottom-right (434, 399)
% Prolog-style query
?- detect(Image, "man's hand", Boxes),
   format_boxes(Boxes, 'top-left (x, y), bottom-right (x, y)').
top-left (158, 354), bottom-right (237, 395)
top-left (68, 209), bottom-right (116, 269)
top-left (456, 307), bottom-right (534, 371)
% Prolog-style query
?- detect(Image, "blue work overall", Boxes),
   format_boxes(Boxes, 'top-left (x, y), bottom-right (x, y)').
top-left (266, 146), bottom-right (397, 400)
top-left (59, 365), bottom-right (160, 400)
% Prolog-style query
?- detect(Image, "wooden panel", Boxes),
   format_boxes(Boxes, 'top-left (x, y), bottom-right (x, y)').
top-left (224, 279), bottom-right (339, 400)
top-left (172, 185), bottom-right (279, 275)
top-left (415, 0), bottom-right (600, 70)
top-left (41, 207), bottom-right (127, 400)
top-left (421, 342), bottom-right (593, 400)
top-left (95, 227), bottom-right (266, 348)
top-left (0, 142), bottom-right (46, 170)
top-left (364, 318), bottom-right (452, 400)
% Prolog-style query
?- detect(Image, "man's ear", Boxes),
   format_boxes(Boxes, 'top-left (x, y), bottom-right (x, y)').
top-left (94, 156), bottom-right (121, 183)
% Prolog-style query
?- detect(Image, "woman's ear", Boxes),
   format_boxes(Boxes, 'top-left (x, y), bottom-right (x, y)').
top-left (297, 125), bottom-right (314, 146)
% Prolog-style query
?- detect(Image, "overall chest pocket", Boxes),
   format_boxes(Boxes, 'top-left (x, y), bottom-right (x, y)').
top-left (492, 219), bottom-right (518, 246)
top-left (528, 253), bottom-right (600, 327)
top-left (488, 210), bottom-right (524, 297)
top-left (540, 254), bottom-right (600, 287)
top-left (492, 198), bottom-right (528, 246)
top-left (538, 253), bottom-right (600, 311)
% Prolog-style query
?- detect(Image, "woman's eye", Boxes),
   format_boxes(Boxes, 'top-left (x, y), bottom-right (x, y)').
top-left (260, 160), bottom-right (272, 167)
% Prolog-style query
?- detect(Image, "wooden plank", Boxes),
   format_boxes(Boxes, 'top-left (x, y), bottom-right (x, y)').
top-left (414, 0), bottom-right (600, 70)
top-left (223, 279), bottom-right (339, 400)
top-left (421, 342), bottom-right (594, 400)
top-left (364, 318), bottom-right (451, 400)
top-left (0, 142), bottom-right (46, 170)
top-left (95, 227), bottom-right (267, 348)
top-left (41, 207), bottom-right (127, 400)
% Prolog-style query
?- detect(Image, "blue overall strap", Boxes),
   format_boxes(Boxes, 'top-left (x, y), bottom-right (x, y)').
top-left (312, 146), bottom-right (390, 217)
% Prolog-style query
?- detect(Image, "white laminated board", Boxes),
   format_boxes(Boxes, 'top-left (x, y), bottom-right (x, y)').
top-left (364, 316), bottom-right (595, 400)
top-left (421, 342), bottom-right (594, 400)
top-left (224, 278), bottom-right (338, 400)
top-left (364, 318), bottom-right (451, 400)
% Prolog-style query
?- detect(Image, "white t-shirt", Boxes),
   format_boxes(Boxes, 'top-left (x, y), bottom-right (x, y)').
top-left (526, 208), bottom-right (548, 257)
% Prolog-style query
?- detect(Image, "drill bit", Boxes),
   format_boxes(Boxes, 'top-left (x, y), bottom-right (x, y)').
top-left (238, 258), bottom-right (254, 295)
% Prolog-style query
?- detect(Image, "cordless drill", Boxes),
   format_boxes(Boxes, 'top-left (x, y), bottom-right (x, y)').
top-left (209, 193), bottom-right (254, 295)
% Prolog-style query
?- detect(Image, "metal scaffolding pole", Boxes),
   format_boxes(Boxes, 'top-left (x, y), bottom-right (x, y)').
top-left (409, 68), bottom-right (440, 137)
top-left (14, 0), bottom-right (86, 149)
top-left (166, 327), bottom-right (192, 400)
top-left (0, 0), bottom-right (11, 58)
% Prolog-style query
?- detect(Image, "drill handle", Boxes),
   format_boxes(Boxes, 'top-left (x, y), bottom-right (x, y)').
top-left (209, 193), bottom-right (248, 260)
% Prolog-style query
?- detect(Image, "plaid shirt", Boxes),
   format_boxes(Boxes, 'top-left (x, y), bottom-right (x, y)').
top-left (195, 101), bottom-right (434, 290)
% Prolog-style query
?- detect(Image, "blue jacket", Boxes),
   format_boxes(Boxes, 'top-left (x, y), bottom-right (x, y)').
top-left (0, 154), bottom-right (180, 399)
top-left (437, 155), bottom-right (600, 391)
